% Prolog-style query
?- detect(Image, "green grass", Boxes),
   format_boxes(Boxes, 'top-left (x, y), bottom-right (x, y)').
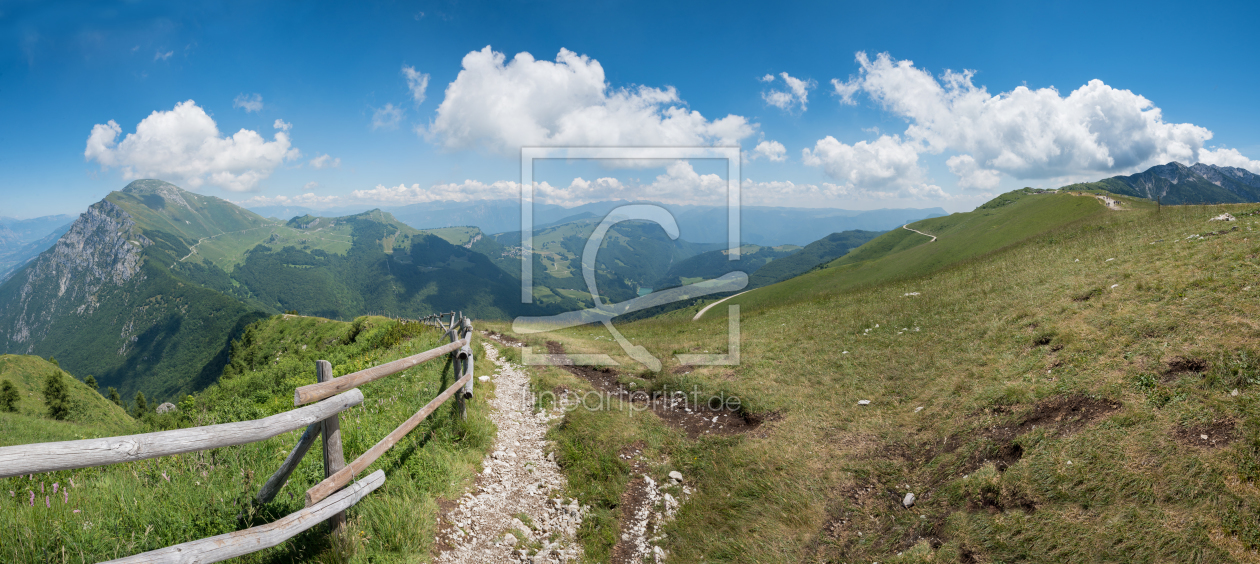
top-left (0, 355), bottom-right (135, 433)
top-left (0, 315), bottom-right (497, 563)
top-left (418, 227), bottom-right (481, 247)
top-left (486, 191), bottom-right (1260, 562)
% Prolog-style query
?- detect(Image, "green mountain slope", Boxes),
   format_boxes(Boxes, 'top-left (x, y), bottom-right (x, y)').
top-left (486, 192), bottom-right (1260, 562)
top-left (0, 180), bottom-right (570, 404)
top-left (0, 354), bottom-right (136, 440)
top-left (492, 218), bottom-right (724, 303)
top-left (0, 184), bottom-right (269, 403)
top-left (746, 230), bottom-right (882, 288)
top-left (231, 210), bottom-right (558, 319)
top-left (738, 188), bottom-right (1105, 310)
top-left (655, 243), bottom-right (801, 288)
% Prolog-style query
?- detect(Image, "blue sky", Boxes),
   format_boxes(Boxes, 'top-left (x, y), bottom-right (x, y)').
top-left (2, 0), bottom-right (1259, 218)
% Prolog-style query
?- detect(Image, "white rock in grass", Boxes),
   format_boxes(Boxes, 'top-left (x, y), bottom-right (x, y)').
top-left (1231, 389), bottom-right (1240, 397)
top-left (914, 406), bottom-right (924, 413)
top-left (502, 532), bottom-right (517, 546)
top-left (1210, 213), bottom-right (1236, 222)
top-left (1111, 284), bottom-right (1119, 289)
top-left (857, 400), bottom-right (871, 406)
top-left (669, 471), bottom-right (683, 483)
top-left (479, 375), bottom-right (490, 382)
top-left (903, 492), bottom-right (916, 508)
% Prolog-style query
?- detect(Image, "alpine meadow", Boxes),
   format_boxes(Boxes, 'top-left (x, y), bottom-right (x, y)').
top-left (4, 2), bottom-right (1260, 563)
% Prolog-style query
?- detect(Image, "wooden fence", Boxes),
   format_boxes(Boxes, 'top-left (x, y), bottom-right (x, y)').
top-left (0, 311), bottom-right (475, 563)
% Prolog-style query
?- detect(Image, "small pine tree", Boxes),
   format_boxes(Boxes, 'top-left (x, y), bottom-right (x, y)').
top-left (107, 387), bottom-right (122, 407)
top-left (84, 375), bottom-right (98, 392)
top-left (133, 391), bottom-right (147, 417)
top-left (0, 380), bottom-right (19, 413)
top-left (48, 356), bottom-right (59, 368)
top-left (43, 371), bottom-right (70, 420)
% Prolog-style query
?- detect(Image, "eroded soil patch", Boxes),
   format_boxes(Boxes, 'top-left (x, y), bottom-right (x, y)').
top-left (1163, 356), bottom-right (1210, 382)
top-left (544, 341), bottom-right (762, 438)
top-left (1173, 419), bottom-right (1237, 448)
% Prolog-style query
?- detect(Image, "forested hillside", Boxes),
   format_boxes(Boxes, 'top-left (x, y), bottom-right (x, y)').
top-left (0, 180), bottom-right (579, 404)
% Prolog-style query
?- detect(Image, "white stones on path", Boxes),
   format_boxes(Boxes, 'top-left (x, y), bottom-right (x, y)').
top-left (436, 340), bottom-right (586, 564)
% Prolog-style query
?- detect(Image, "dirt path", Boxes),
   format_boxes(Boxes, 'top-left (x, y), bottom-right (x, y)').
top-left (902, 224), bottom-right (937, 242)
top-left (434, 338), bottom-right (587, 563)
top-left (692, 290), bottom-right (750, 321)
top-left (178, 225), bottom-right (272, 262)
top-left (1095, 194), bottom-right (1123, 210)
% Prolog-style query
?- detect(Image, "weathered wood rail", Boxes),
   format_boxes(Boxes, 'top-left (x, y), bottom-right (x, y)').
top-left (0, 310), bottom-right (476, 563)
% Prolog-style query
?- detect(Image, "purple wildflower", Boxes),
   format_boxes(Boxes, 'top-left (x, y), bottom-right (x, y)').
top-left (64, 490), bottom-right (69, 504)
top-left (28, 491), bottom-right (34, 506)
top-left (40, 482), bottom-right (44, 493)
top-left (73, 509), bottom-right (80, 514)
top-left (52, 483), bottom-right (58, 494)
top-left (45, 496), bottom-right (49, 508)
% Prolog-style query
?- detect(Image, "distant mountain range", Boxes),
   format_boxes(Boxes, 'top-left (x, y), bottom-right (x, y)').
top-left (0, 215), bottom-right (74, 282)
top-left (1071, 162), bottom-right (1260, 205)
top-left (249, 200), bottom-right (948, 247)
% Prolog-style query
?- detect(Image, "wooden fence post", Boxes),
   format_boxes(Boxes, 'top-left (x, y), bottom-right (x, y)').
top-left (460, 316), bottom-right (474, 418)
top-left (317, 360), bottom-right (346, 533)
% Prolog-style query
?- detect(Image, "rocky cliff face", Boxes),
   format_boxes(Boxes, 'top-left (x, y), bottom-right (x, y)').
top-left (5, 200), bottom-right (150, 348)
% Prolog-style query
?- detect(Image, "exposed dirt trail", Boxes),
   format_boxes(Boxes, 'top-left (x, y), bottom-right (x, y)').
top-left (902, 224), bottom-right (937, 242)
top-left (434, 338), bottom-right (587, 563)
top-left (692, 290), bottom-right (750, 321)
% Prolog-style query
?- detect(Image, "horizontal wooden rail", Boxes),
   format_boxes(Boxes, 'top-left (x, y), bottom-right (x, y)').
top-left (292, 336), bottom-right (469, 406)
top-left (305, 369), bottom-right (473, 506)
top-left (0, 390), bottom-right (364, 478)
top-left (104, 469), bottom-right (385, 564)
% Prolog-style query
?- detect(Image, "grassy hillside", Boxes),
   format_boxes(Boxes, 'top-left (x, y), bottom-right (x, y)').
top-left (747, 230), bottom-right (883, 288)
top-left (483, 191), bottom-right (1260, 562)
top-left (0, 355), bottom-right (136, 440)
top-left (656, 243), bottom-right (801, 288)
top-left (0, 314), bottom-right (497, 563)
top-left (737, 188), bottom-right (1105, 311)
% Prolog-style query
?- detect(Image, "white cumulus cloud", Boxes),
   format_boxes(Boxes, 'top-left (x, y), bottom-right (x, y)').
top-left (234, 192), bottom-right (341, 208)
top-left (750, 140), bottom-right (787, 162)
top-left (372, 103), bottom-right (403, 130)
top-left (828, 51), bottom-right (1260, 186)
top-left (1198, 147), bottom-right (1260, 174)
top-left (352, 180), bottom-right (523, 204)
top-left (402, 65), bottom-right (430, 105)
top-left (802, 134), bottom-right (927, 189)
top-left (85, 100), bottom-right (299, 192)
top-left (946, 154), bottom-right (1001, 190)
top-left (309, 154), bottom-right (341, 169)
top-left (761, 72), bottom-right (815, 113)
top-left (233, 93), bottom-right (263, 113)
top-left (273, 119), bottom-right (292, 131)
top-left (429, 46), bottom-right (755, 156)
top-left (740, 178), bottom-right (957, 206)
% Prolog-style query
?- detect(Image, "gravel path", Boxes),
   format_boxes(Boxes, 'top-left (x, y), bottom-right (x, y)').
top-left (435, 338), bottom-right (587, 563)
